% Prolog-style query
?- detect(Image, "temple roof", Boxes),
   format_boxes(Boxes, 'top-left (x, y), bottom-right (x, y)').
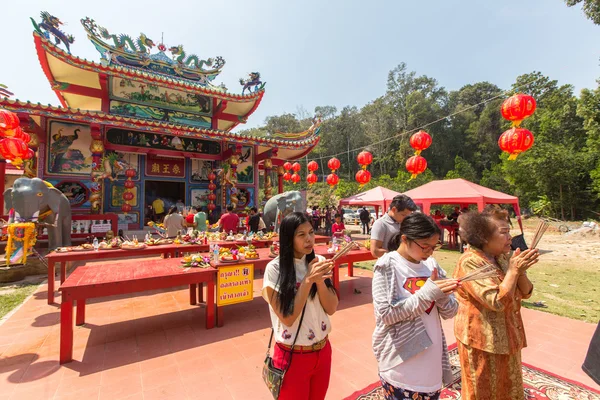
top-left (0, 97), bottom-right (320, 155)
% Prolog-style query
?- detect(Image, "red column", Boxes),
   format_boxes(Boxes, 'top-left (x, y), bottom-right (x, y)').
top-left (0, 160), bottom-right (5, 214)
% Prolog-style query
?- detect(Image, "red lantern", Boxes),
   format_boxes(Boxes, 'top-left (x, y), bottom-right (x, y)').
top-left (292, 162), bottom-right (301, 172)
top-left (208, 193), bottom-right (217, 201)
top-left (498, 127), bottom-right (535, 160)
top-left (21, 132), bottom-right (31, 144)
top-left (291, 173), bottom-right (301, 184)
top-left (409, 131), bottom-right (432, 155)
top-left (23, 148), bottom-right (35, 160)
top-left (0, 109), bottom-right (19, 132)
top-left (501, 94), bottom-right (536, 126)
top-left (355, 169), bottom-right (371, 187)
top-left (283, 161), bottom-right (292, 171)
top-left (124, 180), bottom-right (135, 189)
top-left (327, 157), bottom-right (341, 172)
top-left (125, 168), bottom-right (136, 178)
top-left (121, 203), bottom-right (132, 213)
top-left (208, 183), bottom-right (217, 191)
top-left (326, 173), bottom-right (339, 186)
top-left (306, 172), bottom-right (318, 185)
top-left (208, 172), bottom-right (216, 181)
top-left (0, 137), bottom-right (28, 160)
top-left (357, 151), bottom-right (373, 167)
top-left (207, 203), bottom-right (216, 211)
top-left (122, 191), bottom-right (134, 201)
top-left (283, 172), bottom-right (292, 181)
top-left (307, 161), bottom-right (319, 172)
top-left (406, 155), bottom-right (427, 180)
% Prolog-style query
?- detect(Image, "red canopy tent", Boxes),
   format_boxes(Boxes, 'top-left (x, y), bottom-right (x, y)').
top-left (338, 186), bottom-right (402, 217)
top-left (403, 178), bottom-right (524, 231)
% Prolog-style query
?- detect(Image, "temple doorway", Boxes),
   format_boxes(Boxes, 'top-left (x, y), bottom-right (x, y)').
top-left (144, 180), bottom-right (186, 222)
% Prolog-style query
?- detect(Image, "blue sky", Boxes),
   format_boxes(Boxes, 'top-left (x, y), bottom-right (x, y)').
top-left (1, 0), bottom-right (599, 131)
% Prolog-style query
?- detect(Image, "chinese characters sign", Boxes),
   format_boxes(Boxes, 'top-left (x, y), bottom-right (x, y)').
top-left (216, 263), bottom-right (254, 307)
top-left (145, 154), bottom-right (185, 177)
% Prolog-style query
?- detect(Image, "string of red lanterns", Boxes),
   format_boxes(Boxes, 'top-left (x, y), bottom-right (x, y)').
top-left (499, 94), bottom-right (537, 160)
top-left (207, 171), bottom-right (217, 214)
top-left (291, 162), bottom-right (301, 184)
top-left (121, 168), bottom-right (136, 214)
top-left (326, 157), bottom-right (340, 187)
top-left (306, 160), bottom-right (318, 186)
top-left (406, 130), bottom-right (431, 180)
top-left (355, 150), bottom-right (372, 187)
top-left (282, 161), bottom-right (292, 182)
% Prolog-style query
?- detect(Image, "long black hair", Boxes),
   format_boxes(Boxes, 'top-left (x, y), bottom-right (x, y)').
top-left (275, 212), bottom-right (335, 316)
top-left (388, 212), bottom-right (441, 251)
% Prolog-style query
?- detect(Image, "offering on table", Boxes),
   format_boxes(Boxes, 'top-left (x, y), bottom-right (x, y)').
top-left (180, 254), bottom-right (211, 268)
top-left (245, 249), bottom-right (260, 260)
top-left (98, 238), bottom-right (121, 250)
top-left (121, 240), bottom-right (146, 250)
top-left (363, 240), bottom-right (371, 250)
top-left (219, 248), bottom-right (242, 262)
top-left (145, 237), bottom-right (172, 246)
top-left (268, 242), bottom-right (279, 258)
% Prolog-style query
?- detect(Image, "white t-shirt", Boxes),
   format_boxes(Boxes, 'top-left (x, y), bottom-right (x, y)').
top-left (379, 252), bottom-right (443, 393)
top-left (262, 255), bottom-right (332, 346)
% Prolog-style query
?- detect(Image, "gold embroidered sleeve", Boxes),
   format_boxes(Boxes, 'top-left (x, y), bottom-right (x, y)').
top-left (457, 258), bottom-right (509, 312)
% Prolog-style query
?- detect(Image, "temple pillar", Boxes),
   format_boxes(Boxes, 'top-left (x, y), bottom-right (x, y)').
top-left (277, 165), bottom-right (284, 194)
top-left (263, 158), bottom-right (273, 201)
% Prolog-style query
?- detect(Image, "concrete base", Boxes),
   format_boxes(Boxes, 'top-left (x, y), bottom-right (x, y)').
top-left (0, 257), bottom-right (47, 283)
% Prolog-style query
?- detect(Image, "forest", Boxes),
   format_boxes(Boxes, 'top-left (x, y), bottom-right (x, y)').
top-left (240, 63), bottom-right (600, 220)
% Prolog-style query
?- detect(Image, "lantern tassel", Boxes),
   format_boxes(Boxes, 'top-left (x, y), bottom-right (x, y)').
top-left (508, 153), bottom-right (519, 161)
top-left (407, 174), bottom-right (417, 182)
top-left (414, 150), bottom-right (422, 156)
top-left (511, 120), bottom-right (523, 128)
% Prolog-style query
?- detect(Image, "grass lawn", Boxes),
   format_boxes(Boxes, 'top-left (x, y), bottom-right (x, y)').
top-left (355, 249), bottom-right (600, 323)
top-left (0, 280), bottom-right (41, 320)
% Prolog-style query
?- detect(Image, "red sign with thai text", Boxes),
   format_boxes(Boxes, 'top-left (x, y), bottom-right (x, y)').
top-left (145, 154), bottom-right (185, 177)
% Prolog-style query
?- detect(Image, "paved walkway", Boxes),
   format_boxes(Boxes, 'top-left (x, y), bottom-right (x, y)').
top-left (0, 264), bottom-right (597, 399)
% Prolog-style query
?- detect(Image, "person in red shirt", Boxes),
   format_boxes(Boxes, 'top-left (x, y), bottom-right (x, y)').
top-left (331, 213), bottom-right (345, 238)
top-left (185, 207), bottom-right (196, 227)
top-left (217, 204), bottom-right (240, 233)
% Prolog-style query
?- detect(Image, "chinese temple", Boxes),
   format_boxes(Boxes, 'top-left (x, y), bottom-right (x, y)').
top-left (0, 12), bottom-right (321, 230)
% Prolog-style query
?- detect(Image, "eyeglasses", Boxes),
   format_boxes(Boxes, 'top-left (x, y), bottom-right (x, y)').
top-left (411, 240), bottom-right (443, 252)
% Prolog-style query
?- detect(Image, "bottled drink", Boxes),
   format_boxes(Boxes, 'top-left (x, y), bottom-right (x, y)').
top-left (93, 237), bottom-right (99, 251)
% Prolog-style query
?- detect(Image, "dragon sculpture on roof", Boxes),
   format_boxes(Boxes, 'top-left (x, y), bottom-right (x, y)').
top-left (80, 17), bottom-right (225, 83)
top-left (31, 12), bottom-right (75, 53)
top-left (271, 114), bottom-right (323, 140)
top-left (240, 72), bottom-right (266, 95)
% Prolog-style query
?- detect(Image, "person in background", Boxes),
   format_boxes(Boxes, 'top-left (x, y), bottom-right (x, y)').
top-left (163, 206), bottom-right (185, 238)
top-left (194, 206), bottom-right (208, 232)
top-left (185, 207), bottom-right (196, 228)
top-left (312, 206), bottom-right (321, 231)
top-left (448, 206), bottom-right (461, 222)
top-left (262, 212), bottom-right (337, 399)
top-left (370, 195), bottom-right (418, 258)
top-left (359, 206), bottom-right (371, 235)
top-left (453, 207), bottom-right (539, 400)
top-left (152, 197), bottom-right (165, 223)
top-left (175, 199), bottom-right (185, 213)
top-left (324, 206), bottom-right (332, 237)
top-left (331, 214), bottom-right (345, 238)
top-left (248, 207), bottom-right (261, 233)
top-left (432, 210), bottom-right (445, 221)
top-left (217, 204), bottom-right (239, 233)
top-left (372, 213), bottom-right (458, 400)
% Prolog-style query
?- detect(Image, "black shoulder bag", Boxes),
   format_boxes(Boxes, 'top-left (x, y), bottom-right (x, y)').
top-left (262, 304), bottom-right (307, 399)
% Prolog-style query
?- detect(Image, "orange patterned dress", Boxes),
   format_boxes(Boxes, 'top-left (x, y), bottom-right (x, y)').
top-left (453, 248), bottom-right (531, 400)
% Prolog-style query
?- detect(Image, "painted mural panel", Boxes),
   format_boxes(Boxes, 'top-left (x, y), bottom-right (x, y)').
top-left (228, 145), bottom-right (254, 184)
top-left (47, 121), bottom-right (92, 175)
top-left (106, 128), bottom-right (221, 155)
top-left (190, 160), bottom-right (214, 182)
top-left (103, 151), bottom-right (140, 181)
top-left (111, 185), bottom-right (139, 207)
top-left (227, 186), bottom-right (255, 210)
top-left (190, 187), bottom-right (221, 209)
top-left (109, 100), bottom-right (211, 128)
top-left (110, 77), bottom-right (212, 115)
top-left (46, 179), bottom-right (93, 209)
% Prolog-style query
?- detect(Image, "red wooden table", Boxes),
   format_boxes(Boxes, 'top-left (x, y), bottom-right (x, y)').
top-left (58, 258), bottom-right (216, 364)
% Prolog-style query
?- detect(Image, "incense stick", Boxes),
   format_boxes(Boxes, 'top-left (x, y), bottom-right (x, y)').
top-left (530, 220), bottom-right (549, 249)
top-left (456, 263), bottom-right (499, 283)
top-left (331, 242), bottom-right (358, 262)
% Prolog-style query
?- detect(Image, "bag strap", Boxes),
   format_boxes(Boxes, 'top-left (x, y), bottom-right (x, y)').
top-left (265, 303), bottom-right (308, 365)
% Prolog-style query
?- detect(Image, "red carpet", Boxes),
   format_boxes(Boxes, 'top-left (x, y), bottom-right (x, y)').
top-left (344, 346), bottom-right (600, 400)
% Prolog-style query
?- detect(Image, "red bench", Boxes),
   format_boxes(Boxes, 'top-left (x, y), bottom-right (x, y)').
top-left (58, 258), bottom-right (216, 364)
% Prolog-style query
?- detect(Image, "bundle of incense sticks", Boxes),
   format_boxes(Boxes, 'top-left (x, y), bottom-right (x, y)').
top-left (530, 220), bottom-right (549, 249)
top-left (331, 241), bottom-right (358, 262)
top-left (456, 263), bottom-right (499, 283)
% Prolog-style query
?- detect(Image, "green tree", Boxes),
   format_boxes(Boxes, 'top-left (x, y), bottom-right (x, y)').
top-left (565, 0), bottom-right (600, 24)
top-left (445, 156), bottom-right (478, 182)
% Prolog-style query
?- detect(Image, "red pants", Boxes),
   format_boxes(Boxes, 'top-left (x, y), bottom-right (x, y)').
top-left (273, 340), bottom-right (332, 400)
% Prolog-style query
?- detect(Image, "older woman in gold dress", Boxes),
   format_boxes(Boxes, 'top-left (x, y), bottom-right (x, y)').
top-left (453, 207), bottom-right (539, 400)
